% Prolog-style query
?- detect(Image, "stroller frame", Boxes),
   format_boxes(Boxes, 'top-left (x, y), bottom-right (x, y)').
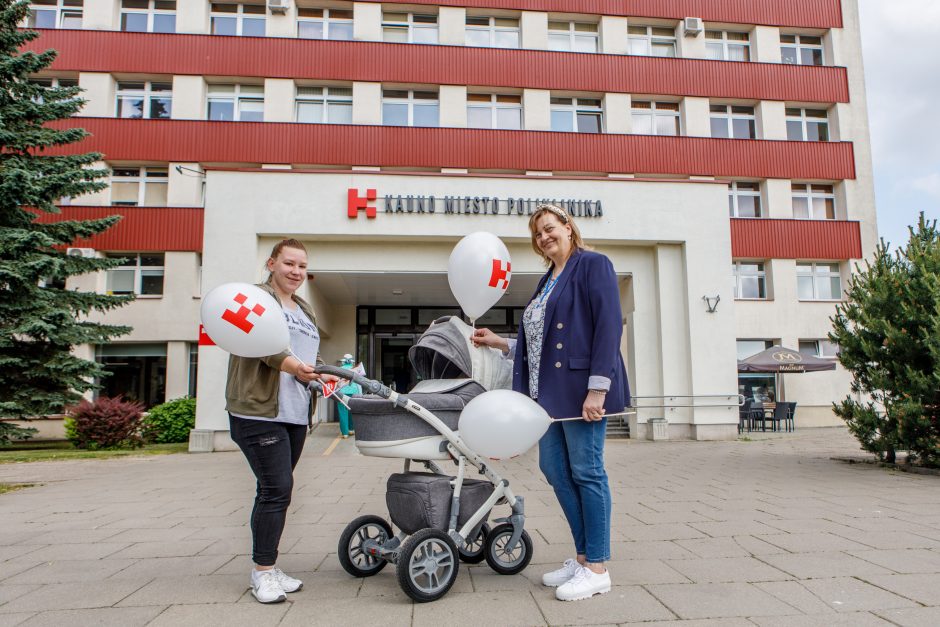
top-left (314, 365), bottom-right (532, 602)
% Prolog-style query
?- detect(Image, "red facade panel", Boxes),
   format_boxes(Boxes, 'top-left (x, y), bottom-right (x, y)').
top-left (35, 206), bottom-right (204, 252)
top-left (356, 0), bottom-right (843, 28)
top-left (33, 31), bottom-right (849, 104)
top-left (50, 118), bottom-right (857, 181)
top-left (730, 218), bottom-right (862, 260)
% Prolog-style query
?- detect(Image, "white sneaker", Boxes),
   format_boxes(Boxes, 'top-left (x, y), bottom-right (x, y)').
top-left (555, 565), bottom-right (611, 601)
top-left (250, 568), bottom-right (287, 604)
top-left (272, 567), bottom-right (303, 593)
top-left (541, 558), bottom-right (581, 587)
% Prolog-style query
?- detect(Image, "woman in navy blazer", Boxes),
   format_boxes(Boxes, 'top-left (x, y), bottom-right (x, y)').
top-left (473, 204), bottom-right (629, 601)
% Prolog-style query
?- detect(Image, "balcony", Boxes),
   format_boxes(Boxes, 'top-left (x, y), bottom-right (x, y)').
top-left (730, 218), bottom-right (862, 260)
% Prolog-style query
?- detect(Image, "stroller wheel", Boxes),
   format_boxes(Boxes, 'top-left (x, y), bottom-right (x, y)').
top-left (458, 522), bottom-right (490, 564)
top-left (484, 523), bottom-right (533, 576)
top-left (338, 515), bottom-right (392, 578)
top-left (396, 528), bottom-right (460, 603)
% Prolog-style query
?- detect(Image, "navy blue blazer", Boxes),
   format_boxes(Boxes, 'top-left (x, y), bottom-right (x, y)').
top-left (512, 249), bottom-right (631, 419)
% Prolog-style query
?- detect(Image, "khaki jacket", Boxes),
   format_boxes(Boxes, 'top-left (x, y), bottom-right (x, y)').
top-left (224, 282), bottom-right (324, 421)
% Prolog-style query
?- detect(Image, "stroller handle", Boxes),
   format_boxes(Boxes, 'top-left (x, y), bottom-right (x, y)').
top-left (314, 365), bottom-right (393, 399)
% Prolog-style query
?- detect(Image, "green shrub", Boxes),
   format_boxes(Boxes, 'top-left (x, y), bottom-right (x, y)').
top-left (65, 396), bottom-right (145, 450)
top-left (143, 397), bottom-right (196, 444)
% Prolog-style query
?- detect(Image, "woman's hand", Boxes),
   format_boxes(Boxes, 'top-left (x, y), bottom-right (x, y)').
top-left (472, 328), bottom-right (510, 353)
top-left (285, 358), bottom-right (318, 384)
top-left (582, 390), bottom-right (607, 422)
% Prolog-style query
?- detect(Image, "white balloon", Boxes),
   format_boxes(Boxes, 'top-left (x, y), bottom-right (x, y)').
top-left (458, 390), bottom-right (552, 460)
top-left (200, 283), bottom-right (289, 358)
top-left (447, 232), bottom-right (511, 321)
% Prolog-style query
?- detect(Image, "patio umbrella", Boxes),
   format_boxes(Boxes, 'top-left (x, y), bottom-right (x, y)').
top-left (737, 345), bottom-right (836, 373)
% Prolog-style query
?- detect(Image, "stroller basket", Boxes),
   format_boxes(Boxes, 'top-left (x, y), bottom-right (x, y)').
top-left (386, 472), bottom-right (494, 535)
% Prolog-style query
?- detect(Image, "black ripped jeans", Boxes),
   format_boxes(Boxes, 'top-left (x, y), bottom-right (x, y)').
top-left (229, 415), bottom-right (307, 566)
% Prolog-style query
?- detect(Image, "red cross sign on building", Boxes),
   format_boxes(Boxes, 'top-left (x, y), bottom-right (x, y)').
top-left (348, 188), bottom-right (378, 218)
top-left (488, 259), bottom-right (511, 290)
top-left (221, 293), bottom-right (266, 334)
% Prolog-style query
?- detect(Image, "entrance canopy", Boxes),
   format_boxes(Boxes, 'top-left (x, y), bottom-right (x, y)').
top-left (737, 345), bottom-right (836, 373)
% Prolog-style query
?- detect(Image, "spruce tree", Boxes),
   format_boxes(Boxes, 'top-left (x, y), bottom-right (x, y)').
top-left (0, 0), bottom-right (131, 443)
top-left (831, 214), bottom-right (940, 467)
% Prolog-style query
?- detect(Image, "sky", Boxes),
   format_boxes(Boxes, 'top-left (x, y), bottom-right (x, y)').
top-left (857, 0), bottom-right (940, 250)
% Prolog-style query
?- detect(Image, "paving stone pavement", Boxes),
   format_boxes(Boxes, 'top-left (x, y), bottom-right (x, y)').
top-left (1, 426), bottom-right (938, 626)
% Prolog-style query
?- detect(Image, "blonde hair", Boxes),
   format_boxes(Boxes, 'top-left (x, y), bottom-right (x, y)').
top-left (528, 204), bottom-right (585, 265)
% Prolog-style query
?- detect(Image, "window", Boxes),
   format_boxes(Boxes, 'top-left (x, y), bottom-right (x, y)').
top-left (799, 339), bottom-right (840, 359)
top-left (550, 97), bottom-right (602, 133)
top-left (710, 104), bottom-right (756, 139)
top-left (29, 76), bottom-right (79, 106)
top-left (632, 101), bottom-right (679, 136)
top-left (732, 261), bottom-right (768, 300)
top-left (797, 262), bottom-right (842, 300)
top-left (781, 34), bottom-right (824, 66)
top-left (210, 3), bottom-right (265, 37)
top-left (106, 253), bottom-right (165, 296)
top-left (295, 86), bottom-right (352, 124)
top-left (97, 343), bottom-right (167, 409)
top-left (786, 108), bottom-right (829, 141)
top-left (729, 182), bottom-right (762, 218)
top-left (737, 339), bottom-right (774, 360)
top-left (382, 12), bottom-right (437, 44)
top-left (466, 15), bottom-right (519, 48)
top-left (116, 81), bottom-right (172, 119)
top-left (207, 84), bottom-right (264, 121)
top-left (120, 0), bottom-right (176, 33)
top-left (467, 94), bottom-right (522, 130)
top-left (628, 25), bottom-right (676, 57)
top-left (297, 7), bottom-right (353, 40)
top-left (28, 0), bottom-right (82, 28)
top-left (110, 167), bottom-right (168, 206)
top-left (548, 21), bottom-right (598, 53)
top-left (382, 90), bottom-right (439, 127)
top-left (705, 30), bottom-right (750, 61)
top-left (792, 183), bottom-right (836, 220)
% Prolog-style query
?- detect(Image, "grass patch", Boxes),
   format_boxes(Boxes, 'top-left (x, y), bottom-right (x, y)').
top-left (0, 482), bottom-right (37, 494)
top-left (0, 441), bottom-right (188, 464)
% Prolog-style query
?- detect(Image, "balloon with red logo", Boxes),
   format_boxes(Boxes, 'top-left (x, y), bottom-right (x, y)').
top-left (200, 283), bottom-right (289, 358)
top-left (447, 232), bottom-right (512, 322)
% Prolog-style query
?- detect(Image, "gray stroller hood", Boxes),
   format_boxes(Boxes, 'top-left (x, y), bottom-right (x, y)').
top-left (408, 316), bottom-right (511, 391)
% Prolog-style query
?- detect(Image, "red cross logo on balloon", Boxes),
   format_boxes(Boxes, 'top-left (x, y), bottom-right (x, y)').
top-left (221, 293), bottom-right (266, 334)
top-left (488, 259), bottom-right (511, 290)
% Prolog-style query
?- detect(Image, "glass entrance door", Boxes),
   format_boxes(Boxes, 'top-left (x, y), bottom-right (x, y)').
top-left (373, 333), bottom-right (417, 392)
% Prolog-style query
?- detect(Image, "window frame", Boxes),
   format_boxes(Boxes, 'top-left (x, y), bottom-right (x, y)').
top-left (115, 81), bottom-right (173, 120)
top-left (109, 166), bottom-right (169, 207)
top-left (631, 100), bottom-right (681, 136)
top-left (732, 260), bottom-right (768, 300)
top-left (786, 107), bottom-right (830, 142)
top-left (294, 85), bottom-right (353, 124)
top-left (465, 15), bottom-right (520, 49)
top-left (705, 30), bottom-right (751, 62)
top-left (120, 0), bottom-right (176, 33)
top-left (710, 104), bottom-right (756, 139)
top-left (798, 339), bottom-right (840, 359)
top-left (106, 253), bottom-right (166, 297)
top-left (781, 33), bottom-right (825, 66)
top-left (382, 12), bottom-right (438, 44)
top-left (550, 96), bottom-right (603, 133)
top-left (296, 7), bottom-right (353, 40)
top-left (467, 93), bottom-right (523, 130)
top-left (791, 183), bottom-right (836, 220)
top-left (207, 84), bottom-right (264, 122)
top-left (628, 24), bottom-right (677, 57)
top-left (796, 261), bottom-right (843, 301)
top-left (547, 20), bottom-right (599, 53)
top-left (381, 89), bottom-right (440, 127)
top-left (210, 2), bottom-right (266, 37)
top-left (28, 0), bottom-right (83, 29)
top-left (728, 181), bottom-right (762, 218)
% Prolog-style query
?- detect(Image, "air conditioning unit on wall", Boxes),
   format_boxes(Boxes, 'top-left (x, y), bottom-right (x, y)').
top-left (268, 0), bottom-right (290, 13)
top-left (66, 247), bottom-right (96, 258)
top-left (684, 17), bottom-right (704, 36)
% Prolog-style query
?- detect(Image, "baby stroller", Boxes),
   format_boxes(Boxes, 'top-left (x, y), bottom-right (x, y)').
top-left (314, 316), bottom-right (533, 603)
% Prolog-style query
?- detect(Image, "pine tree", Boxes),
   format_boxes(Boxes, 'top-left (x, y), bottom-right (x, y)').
top-left (831, 214), bottom-right (940, 467)
top-left (0, 0), bottom-right (131, 444)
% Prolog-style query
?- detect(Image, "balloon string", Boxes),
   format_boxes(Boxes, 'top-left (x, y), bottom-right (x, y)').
top-left (552, 411), bottom-right (632, 423)
top-left (288, 347), bottom-right (308, 368)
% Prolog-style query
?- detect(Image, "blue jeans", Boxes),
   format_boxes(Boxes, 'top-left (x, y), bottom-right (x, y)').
top-left (229, 415), bottom-right (307, 566)
top-left (538, 418), bottom-right (611, 563)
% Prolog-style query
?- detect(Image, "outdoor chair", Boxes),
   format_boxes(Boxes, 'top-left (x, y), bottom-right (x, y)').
top-left (785, 401), bottom-right (797, 432)
top-left (739, 399), bottom-right (752, 433)
top-left (769, 402), bottom-right (789, 432)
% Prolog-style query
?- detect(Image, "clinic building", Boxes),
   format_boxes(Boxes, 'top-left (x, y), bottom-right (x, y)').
top-left (30, 0), bottom-right (876, 449)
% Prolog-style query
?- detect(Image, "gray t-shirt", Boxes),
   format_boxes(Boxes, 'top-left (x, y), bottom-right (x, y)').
top-left (232, 305), bottom-right (320, 425)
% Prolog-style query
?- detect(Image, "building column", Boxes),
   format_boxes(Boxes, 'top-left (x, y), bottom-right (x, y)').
top-left (439, 85), bottom-right (467, 127)
top-left (599, 16), bottom-right (628, 54)
top-left (680, 97), bottom-right (710, 137)
top-left (751, 26), bottom-right (781, 63)
top-left (74, 160), bottom-right (111, 206)
top-left (676, 23), bottom-right (707, 59)
top-left (84, 0), bottom-right (119, 30)
top-left (176, 0), bottom-right (210, 34)
top-left (522, 88), bottom-right (551, 131)
top-left (438, 6), bottom-right (465, 45)
top-left (520, 11), bottom-right (548, 50)
top-left (764, 179), bottom-right (793, 219)
top-left (352, 81), bottom-right (382, 124)
top-left (167, 163), bottom-right (204, 207)
top-left (353, 2), bottom-right (382, 41)
top-left (756, 100), bottom-right (787, 140)
top-left (171, 75), bottom-right (208, 120)
top-left (264, 78), bottom-right (295, 122)
top-left (165, 341), bottom-right (190, 401)
top-left (603, 93), bottom-right (631, 134)
top-left (78, 72), bottom-right (116, 117)
top-left (266, 3), bottom-right (297, 38)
